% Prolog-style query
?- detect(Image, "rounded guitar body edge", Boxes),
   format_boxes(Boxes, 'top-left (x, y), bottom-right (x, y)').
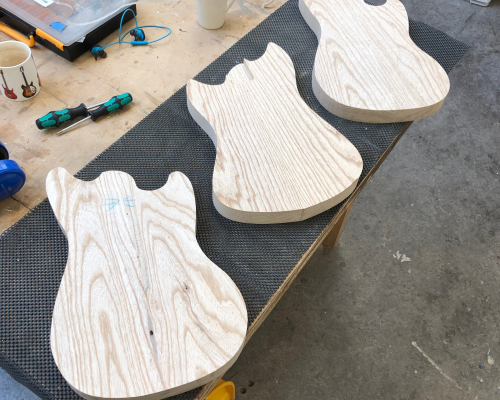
top-left (300, 0), bottom-right (450, 123)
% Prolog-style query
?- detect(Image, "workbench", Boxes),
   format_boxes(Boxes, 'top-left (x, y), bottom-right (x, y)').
top-left (0, 0), bottom-right (286, 234)
top-left (0, 1), bottom-right (468, 400)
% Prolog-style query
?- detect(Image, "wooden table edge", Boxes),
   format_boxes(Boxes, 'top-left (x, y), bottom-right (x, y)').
top-left (194, 121), bottom-right (413, 400)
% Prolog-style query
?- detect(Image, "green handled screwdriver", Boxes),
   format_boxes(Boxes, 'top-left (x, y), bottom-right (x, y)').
top-left (56, 93), bottom-right (133, 136)
top-left (36, 103), bottom-right (89, 130)
top-left (35, 97), bottom-right (116, 130)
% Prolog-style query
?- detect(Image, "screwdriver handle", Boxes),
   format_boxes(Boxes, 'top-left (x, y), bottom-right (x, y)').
top-left (36, 103), bottom-right (89, 130)
top-left (89, 93), bottom-right (133, 122)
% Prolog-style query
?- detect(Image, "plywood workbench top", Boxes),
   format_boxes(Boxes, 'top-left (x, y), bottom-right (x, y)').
top-left (0, 0), bottom-right (285, 234)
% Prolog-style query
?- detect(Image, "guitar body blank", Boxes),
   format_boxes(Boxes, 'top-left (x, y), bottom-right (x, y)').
top-left (187, 43), bottom-right (363, 224)
top-left (47, 168), bottom-right (247, 400)
top-left (299, 0), bottom-right (450, 123)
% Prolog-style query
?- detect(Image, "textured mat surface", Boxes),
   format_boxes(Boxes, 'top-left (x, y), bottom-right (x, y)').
top-left (0, 1), bottom-right (468, 399)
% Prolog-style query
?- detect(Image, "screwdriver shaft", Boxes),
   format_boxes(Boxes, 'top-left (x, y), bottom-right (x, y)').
top-left (86, 100), bottom-right (106, 110)
top-left (56, 116), bottom-right (90, 136)
top-left (54, 93), bottom-right (132, 136)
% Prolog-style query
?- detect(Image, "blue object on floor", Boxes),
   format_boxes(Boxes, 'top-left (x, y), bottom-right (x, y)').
top-left (0, 141), bottom-right (26, 202)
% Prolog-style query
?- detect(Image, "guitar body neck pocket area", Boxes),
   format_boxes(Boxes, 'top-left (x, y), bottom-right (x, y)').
top-left (46, 168), bottom-right (247, 400)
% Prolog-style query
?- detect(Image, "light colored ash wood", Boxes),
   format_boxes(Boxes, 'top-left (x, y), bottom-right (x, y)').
top-left (46, 168), bottom-right (247, 400)
top-left (187, 43), bottom-right (363, 224)
top-left (299, 0), bottom-right (450, 123)
top-left (197, 118), bottom-right (413, 400)
top-left (322, 201), bottom-right (353, 248)
top-left (195, 200), bottom-right (355, 398)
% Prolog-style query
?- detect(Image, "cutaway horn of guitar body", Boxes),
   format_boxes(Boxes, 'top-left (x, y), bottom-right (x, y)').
top-left (187, 43), bottom-right (363, 224)
top-left (47, 168), bottom-right (247, 400)
top-left (299, 0), bottom-right (450, 123)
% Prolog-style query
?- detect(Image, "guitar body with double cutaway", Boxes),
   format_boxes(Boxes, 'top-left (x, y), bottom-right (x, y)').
top-left (47, 168), bottom-right (247, 400)
top-left (299, 0), bottom-right (450, 123)
top-left (187, 43), bottom-right (363, 224)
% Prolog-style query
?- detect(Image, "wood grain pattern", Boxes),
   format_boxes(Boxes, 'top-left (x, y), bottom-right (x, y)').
top-left (187, 43), bottom-right (363, 224)
top-left (47, 168), bottom-right (247, 400)
top-left (299, 0), bottom-right (450, 123)
top-left (195, 122), bottom-right (414, 400)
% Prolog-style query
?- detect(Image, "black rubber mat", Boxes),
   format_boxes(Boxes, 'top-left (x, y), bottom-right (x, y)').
top-left (0, 0), bottom-right (468, 399)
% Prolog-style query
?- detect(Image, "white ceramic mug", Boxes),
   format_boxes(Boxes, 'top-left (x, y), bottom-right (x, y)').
top-left (196, 0), bottom-right (236, 29)
top-left (0, 41), bottom-right (41, 102)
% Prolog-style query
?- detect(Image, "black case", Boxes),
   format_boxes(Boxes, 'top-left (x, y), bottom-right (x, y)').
top-left (0, 5), bottom-right (136, 61)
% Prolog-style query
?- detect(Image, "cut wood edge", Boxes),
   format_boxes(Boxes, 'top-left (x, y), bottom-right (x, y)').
top-left (245, 122), bottom-right (413, 341)
top-left (196, 122), bottom-right (414, 400)
top-left (187, 49), bottom-right (362, 224)
top-left (187, 94), bottom-right (217, 148)
top-left (298, 0), bottom-right (321, 42)
top-left (299, 0), bottom-right (450, 123)
top-left (212, 177), bottom-right (358, 224)
top-left (187, 94), bottom-right (359, 224)
top-left (66, 341), bottom-right (246, 400)
top-left (311, 70), bottom-right (447, 123)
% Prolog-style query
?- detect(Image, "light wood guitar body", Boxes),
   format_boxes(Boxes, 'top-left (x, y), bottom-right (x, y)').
top-left (299, 0), bottom-right (450, 123)
top-left (47, 168), bottom-right (247, 400)
top-left (187, 43), bottom-right (363, 224)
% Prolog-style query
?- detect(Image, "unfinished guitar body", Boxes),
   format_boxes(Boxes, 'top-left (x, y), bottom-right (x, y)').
top-left (187, 43), bottom-right (363, 224)
top-left (299, 0), bottom-right (450, 123)
top-left (47, 168), bottom-right (247, 400)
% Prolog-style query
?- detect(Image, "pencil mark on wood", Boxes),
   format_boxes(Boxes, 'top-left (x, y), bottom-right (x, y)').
top-left (47, 168), bottom-right (247, 400)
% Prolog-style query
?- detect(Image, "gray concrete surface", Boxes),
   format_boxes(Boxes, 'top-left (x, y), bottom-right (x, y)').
top-left (225, 0), bottom-right (500, 399)
top-left (1, 0), bottom-right (498, 399)
top-left (0, 368), bottom-right (39, 400)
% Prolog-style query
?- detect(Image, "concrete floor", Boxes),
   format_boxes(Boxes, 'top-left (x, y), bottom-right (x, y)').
top-left (0, 368), bottom-right (39, 400)
top-left (225, 0), bottom-right (500, 398)
top-left (1, 0), bottom-right (499, 398)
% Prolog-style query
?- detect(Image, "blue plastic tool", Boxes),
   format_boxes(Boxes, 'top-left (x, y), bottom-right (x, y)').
top-left (0, 141), bottom-right (26, 202)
